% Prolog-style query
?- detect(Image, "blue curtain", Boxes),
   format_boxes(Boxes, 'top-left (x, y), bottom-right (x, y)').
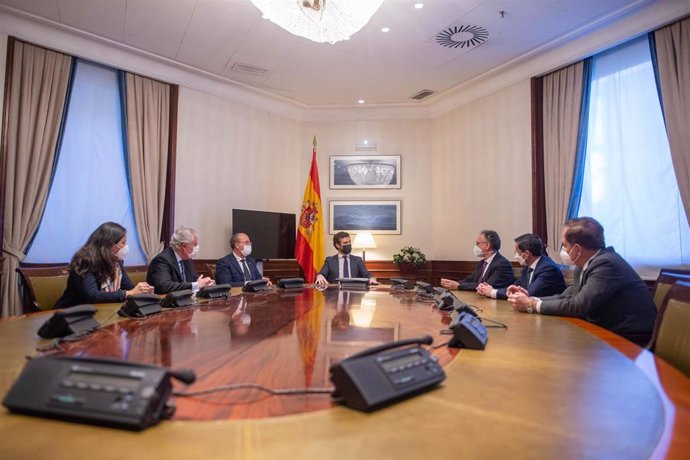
top-left (565, 58), bottom-right (592, 220)
top-left (647, 32), bottom-right (666, 123)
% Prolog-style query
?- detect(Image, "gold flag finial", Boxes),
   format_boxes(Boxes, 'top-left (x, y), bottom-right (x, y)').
top-left (313, 135), bottom-right (317, 148)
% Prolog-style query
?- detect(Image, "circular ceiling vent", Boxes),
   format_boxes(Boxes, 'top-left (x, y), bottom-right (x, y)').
top-left (436, 25), bottom-right (489, 49)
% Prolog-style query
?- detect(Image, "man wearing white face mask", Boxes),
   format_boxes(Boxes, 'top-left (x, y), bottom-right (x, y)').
top-left (440, 230), bottom-right (515, 291)
top-left (508, 217), bottom-right (656, 346)
top-left (147, 226), bottom-right (215, 294)
top-left (477, 233), bottom-right (565, 300)
top-left (216, 233), bottom-right (272, 287)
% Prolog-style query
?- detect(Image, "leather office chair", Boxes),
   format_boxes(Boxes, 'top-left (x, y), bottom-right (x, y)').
top-left (204, 263), bottom-right (217, 279)
top-left (15, 266), bottom-right (69, 312)
top-left (125, 265), bottom-right (149, 285)
top-left (650, 280), bottom-right (690, 378)
top-left (651, 268), bottom-right (690, 311)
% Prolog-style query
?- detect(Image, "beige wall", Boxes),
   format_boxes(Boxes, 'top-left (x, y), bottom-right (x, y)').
top-left (175, 87), bottom-right (302, 258)
top-left (301, 119), bottom-right (433, 262)
top-left (176, 83), bottom-right (532, 263)
top-left (432, 81), bottom-right (533, 260)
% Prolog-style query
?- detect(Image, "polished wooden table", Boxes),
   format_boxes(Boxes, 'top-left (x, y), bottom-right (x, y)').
top-left (0, 286), bottom-right (688, 459)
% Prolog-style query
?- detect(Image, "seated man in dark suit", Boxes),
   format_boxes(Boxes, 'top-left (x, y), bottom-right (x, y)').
top-left (315, 231), bottom-right (378, 286)
top-left (508, 217), bottom-right (657, 346)
top-left (440, 229), bottom-right (515, 291)
top-left (146, 226), bottom-right (215, 294)
top-left (477, 233), bottom-right (566, 300)
top-left (216, 233), bottom-right (272, 287)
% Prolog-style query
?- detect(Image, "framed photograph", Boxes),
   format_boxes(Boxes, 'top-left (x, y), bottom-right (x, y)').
top-left (329, 200), bottom-right (401, 234)
top-left (330, 155), bottom-right (401, 189)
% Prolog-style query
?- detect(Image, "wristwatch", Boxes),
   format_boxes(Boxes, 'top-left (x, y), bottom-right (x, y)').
top-left (526, 299), bottom-right (535, 314)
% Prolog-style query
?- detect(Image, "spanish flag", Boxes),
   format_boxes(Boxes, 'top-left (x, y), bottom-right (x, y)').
top-left (295, 137), bottom-right (324, 283)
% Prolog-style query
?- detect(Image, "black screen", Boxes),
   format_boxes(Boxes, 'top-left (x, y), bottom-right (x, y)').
top-left (232, 209), bottom-right (296, 260)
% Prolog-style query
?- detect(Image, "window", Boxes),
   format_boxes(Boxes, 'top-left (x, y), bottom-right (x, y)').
top-left (25, 59), bottom-right (147, 265)
top-left (577, 36), bottom-right (690, 277)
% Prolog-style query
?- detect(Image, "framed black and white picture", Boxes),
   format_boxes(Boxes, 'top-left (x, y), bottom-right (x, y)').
top-left (329, 155), bottom-right (401, 189)
top-left (329, 200), bottom-right (401, 234)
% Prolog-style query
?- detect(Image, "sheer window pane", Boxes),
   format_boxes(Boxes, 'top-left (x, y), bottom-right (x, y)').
top-left (25, 59), bottom-right (147, 265)
top-left (578, 36), bottom-right (690, 277)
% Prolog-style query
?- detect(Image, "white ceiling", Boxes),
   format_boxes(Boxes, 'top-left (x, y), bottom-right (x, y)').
top-left (0, 0), bottom-right (668, 107)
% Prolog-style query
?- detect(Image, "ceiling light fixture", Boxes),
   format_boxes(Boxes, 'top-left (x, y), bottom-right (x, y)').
top-left (357, 99), bottom-right (365, 104)
top-left (414, 3), bottom-right (424, 9)
top-left (250, 0), bottom-right (385, 44)
top-left (381, 27), bottom-right (390, 32)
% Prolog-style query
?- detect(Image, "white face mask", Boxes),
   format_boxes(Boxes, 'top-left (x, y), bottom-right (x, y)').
top-left (242, 245), bottom-right (252, 257)
top-left (190, 245), bottom-right (200, 258)
top-left (560, 246), bottom-right (575, 266)
top-left (472, 245), bottom-right (484, 257)
top-left (116, 244), bottom-right (129, 260)
top-left (514, 252), bottom-right (526, 266)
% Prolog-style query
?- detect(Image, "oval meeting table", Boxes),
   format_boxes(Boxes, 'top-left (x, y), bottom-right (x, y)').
top-left (0, 285), bottom-right (688, 460)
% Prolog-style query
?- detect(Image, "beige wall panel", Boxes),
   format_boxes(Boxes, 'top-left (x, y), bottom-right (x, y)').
top-left (175, 87), bottom-right (302, 258)
top-left (431, 81), bottom-right (533, 260)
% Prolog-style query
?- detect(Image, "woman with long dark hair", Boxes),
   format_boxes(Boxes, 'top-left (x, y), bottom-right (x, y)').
top-left (55, 222), bottom-right (153, 308)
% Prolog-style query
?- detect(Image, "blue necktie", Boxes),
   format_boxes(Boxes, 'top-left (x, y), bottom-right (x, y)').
top-left (525, 267), bottom-right (534, 286)
top-left (179, 261), bottom-right (186, 282)
top-left (241, 259), bottom-right (252, 281)
top-left (343, 256), bottom-right (350, 278)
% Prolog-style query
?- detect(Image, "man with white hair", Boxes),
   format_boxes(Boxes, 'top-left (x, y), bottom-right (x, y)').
top-left (147, 226), bottom-right (215, 294)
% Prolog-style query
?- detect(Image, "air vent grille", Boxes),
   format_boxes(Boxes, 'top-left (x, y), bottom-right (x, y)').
top-left (410, 89), bottom-right (435, 101)
top-left (231, 62), bottom-right (268, 75)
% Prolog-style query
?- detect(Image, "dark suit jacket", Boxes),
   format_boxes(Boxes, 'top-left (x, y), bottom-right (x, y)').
top-left (146, 247), bottom-right (199, 294)
top-left (55, 261), bottom-right (134, 308)
top-left (318, 254), bottom-right (372, 283)
top-left (216, 253), bottom-right (262, 287)
top-left (539, 247), bottom-right (656, 345)
top-left (495, 255), bottom-right (566, 300)
top-left (458, 252), bottom-right (515, 291)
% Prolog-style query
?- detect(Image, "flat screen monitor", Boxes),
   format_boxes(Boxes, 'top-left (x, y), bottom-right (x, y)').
top-left (232, 209), bottom-right (296, 260)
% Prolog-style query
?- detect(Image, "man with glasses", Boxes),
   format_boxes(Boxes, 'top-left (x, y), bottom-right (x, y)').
top-left (508, 217), bottom-right (656, 345)
top-left (440, 229), bottom-right (515, 291)
top-left (477, 233), bottom-right (565, 300)
top-left (216, 233), bottom-right (272, 287)
top-left (147, 225), bottom-right (215, 294)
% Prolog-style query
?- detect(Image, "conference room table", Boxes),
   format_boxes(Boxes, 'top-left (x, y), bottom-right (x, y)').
top-left (0, 285), bottom-right (688, 459)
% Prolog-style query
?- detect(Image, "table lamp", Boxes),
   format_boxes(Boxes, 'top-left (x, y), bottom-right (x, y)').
top-left (352, 232), bottom-right (377, 262)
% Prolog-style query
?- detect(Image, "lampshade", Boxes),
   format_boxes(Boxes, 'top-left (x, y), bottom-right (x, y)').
top-left (250, 0), bottom-right (384, 44)
top-left (352, 232), bottom-right (377, 249)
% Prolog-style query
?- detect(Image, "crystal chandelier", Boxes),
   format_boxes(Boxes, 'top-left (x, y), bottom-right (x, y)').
top-left (250, 0), bottom-right (385, 44)
top-left (347, 162), bottom-right (394, 185)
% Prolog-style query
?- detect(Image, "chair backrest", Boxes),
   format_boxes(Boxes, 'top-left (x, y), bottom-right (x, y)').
top-left (205, 263), bottom-right (217, 279)
top-left (652, 268), bottom-right (690, 311)
top-left (16, 266), bottom-right (69, 312)
top-left (653, 280), bottom-right (690, 378)
top-left (125, 265), bottom-right (149, 285)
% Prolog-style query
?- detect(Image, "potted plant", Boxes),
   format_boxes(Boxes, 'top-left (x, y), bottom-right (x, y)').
top-left (393, 246), bottom-right (427, 274)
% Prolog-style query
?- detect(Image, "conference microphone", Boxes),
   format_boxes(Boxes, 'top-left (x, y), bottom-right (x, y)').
top-left (168, 369), bottom-right (196, 385)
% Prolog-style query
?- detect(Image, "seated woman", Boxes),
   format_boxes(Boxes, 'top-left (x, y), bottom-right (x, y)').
top-left (55, 222), bottom-right (153, 308)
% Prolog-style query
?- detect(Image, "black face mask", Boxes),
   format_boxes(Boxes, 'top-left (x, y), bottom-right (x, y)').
top-left (341, 244), bottom-right (352, 255)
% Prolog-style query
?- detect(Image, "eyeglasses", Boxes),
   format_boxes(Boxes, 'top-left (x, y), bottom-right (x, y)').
top-left (476, 241), bottom-right (489, 246)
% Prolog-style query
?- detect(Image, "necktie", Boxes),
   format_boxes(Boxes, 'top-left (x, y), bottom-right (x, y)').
top-left (478, 260), bottom-right (488, 282)
top-left (525, 267), bottom-right (534, 286)
top-left (179, 261), bottom-right (186, 282)
top-left (343, 256), bottom-right (350, 278)
top-left (241, 258), bottom-right (252, 281)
